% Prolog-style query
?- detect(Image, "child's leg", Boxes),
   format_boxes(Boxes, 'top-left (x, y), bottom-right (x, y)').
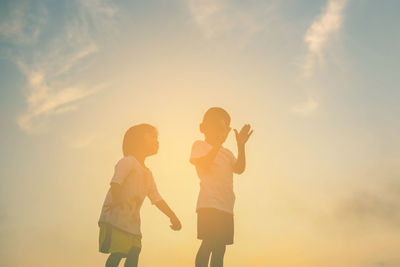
top-left (106, 253), bottom-right (125, 267)
top-left (124, 246), bottom-right (141, 267)
top-left (195, 240), bottom-right (213, 267)
top-left (210, 244), bottom-right (226, 267)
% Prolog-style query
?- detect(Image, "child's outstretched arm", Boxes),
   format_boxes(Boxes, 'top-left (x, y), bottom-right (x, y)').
top-left (154, 200), bottom-right (182, 231)
top-left (233, 124), bottom-right (253, 174)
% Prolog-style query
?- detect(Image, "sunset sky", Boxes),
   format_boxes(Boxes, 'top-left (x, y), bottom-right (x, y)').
top-left (1, 0), bottom-right (399, 266)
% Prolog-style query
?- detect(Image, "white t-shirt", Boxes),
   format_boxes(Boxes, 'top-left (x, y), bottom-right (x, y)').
top-left (190, 140), bottom-right (237, 214)
top-left (98, 156), bottom-right (163, 235)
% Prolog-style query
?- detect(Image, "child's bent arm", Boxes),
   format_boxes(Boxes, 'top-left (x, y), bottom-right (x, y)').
top-left (154, 200), bottom-right (182, 231)
top-left (233, 124), bottom-right (253, 174)
top-left (233, 144), bottom-right (246, 174)
top-left (233, 145), bottom-right (246, 174)
top-left (190, 145), bottom-right (220, 169)
top-left (110, 183), bottom-right (124, 204)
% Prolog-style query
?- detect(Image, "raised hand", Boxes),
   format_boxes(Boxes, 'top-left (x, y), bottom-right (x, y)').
top-left (234, 124), bottom-right (253, 147)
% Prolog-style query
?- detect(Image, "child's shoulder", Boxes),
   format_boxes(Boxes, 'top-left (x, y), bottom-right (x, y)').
top-left (115, 156), bottom-right (139, 169)
top-left (191, 140), bottom-right (212, 153)
top-left (117, 155), bottom-right (135, 163)
top-left (192, 139), bottom-right (210, 148)
top-left (192, 139), bottom-right (205, 145)
top-left (221, 146), bottom-right (235, 158)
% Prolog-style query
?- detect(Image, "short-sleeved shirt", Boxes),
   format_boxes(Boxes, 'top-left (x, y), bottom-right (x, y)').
top-left (98, 156), bottom-right (163, 236)
top-left (190, 140), bottom-right (237, 214)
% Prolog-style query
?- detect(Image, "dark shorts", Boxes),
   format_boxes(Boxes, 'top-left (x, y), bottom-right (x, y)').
top-left (197, 208), bottom-right (234, 245)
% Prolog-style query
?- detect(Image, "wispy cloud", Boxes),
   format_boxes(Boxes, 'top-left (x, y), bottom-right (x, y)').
top-left (302, 0), bottom-right (348, 78)
top-left (293, 0), bottom-right (348, 117)
top-left (291, 97), bottom-right (319, 117)
top-left (70, 133), bottom-right (97, 149)
top-left (312, 163), bottom-right (400, 232)
top-left (187, 0), bottom-right (275, 43)
top-left (336, 189), bottom-right (400, 228)
top-left (16, 61), bottom-right (99, 133)
top-left (0, 1), bottom-right (118, 133)
top-left (0, 2), bottom-right (47, 44)
top-left (188, 0), bottom-right (230, 39)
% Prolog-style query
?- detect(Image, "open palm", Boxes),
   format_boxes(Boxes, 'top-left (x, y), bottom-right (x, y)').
top-left (234, 124), bottom-right (253, 146)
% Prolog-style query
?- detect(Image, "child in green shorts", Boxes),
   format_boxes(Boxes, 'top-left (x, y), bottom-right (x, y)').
top-left (98, 124), bottom-right (182, 267)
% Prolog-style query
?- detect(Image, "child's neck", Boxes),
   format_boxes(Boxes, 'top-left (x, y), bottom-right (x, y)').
top-left (132, 152), bottom-right (146, 167)
top-left (204, 137), bottom-right (222, 147)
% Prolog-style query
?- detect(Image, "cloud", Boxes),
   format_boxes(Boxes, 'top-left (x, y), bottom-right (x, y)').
top-left (16, 61), bottom-right (98, 132)
top-left (302, 0), bottom-right (348, 78)
top-left (0, 1), bottom-right (118, 133)
top-left (291, 97), bottom-right (319, 116)
top-left (293, 0), bottom-right (348, 117)
top-left (335, 185), bottom-right (400, 228)
top-left (54, 43), bottom-right (98, 76)
top-left (0, 2), bottom-right (47, 44)
top-left (316, 171), bottom-right (400, 231)
top-left (70, 134), bottom-right (96, 149)
top-left (310, 158), bottom-right (400, 234)
top-left (187, 0), bottom-right (274, 43)
top-left (188, 0), bottom-right (231, 39)
top-left (81, 0), bottom-right (118, 25)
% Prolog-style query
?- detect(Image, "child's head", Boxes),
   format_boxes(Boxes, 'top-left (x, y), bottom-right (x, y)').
top-left (200, 107), bottom-right (231, 145)
top-left (123, 124), bottom-right (159, 157)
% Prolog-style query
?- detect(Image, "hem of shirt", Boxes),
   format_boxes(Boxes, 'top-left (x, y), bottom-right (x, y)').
top-left (109, 180), bottom-right (123, 185)
top-left (196, 206), bottom-right (234, 215)
top-left (98, 220), bottom-right (143, 237)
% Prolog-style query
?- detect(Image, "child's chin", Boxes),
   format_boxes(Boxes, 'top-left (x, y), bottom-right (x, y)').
top-left (217, 136), bottom-right (227, 143)
top-left (149, 148), bottom-right (158, 155)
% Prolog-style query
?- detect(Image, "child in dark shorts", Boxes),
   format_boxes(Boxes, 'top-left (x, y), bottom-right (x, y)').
top-left (190, 107), bottom-right (253, 267)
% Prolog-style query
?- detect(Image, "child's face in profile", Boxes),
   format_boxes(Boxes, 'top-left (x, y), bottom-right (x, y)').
top-left (143, 131), bottom-right (159, 156)
top-left (203, 118), bottom-right (231, 144)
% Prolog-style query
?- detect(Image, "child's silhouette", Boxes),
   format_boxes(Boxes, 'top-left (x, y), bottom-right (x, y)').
top-left (190, 108), bottom-right (253, 267)
top-left (98, 124), bottom-right (182, 267)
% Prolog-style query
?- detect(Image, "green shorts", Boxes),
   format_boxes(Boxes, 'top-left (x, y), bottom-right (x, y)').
top-left (99, 222), bottom-right (142, 255)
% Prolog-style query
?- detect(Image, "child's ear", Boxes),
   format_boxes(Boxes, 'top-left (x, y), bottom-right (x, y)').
top-left (199, 123), bottom-right (205, 133)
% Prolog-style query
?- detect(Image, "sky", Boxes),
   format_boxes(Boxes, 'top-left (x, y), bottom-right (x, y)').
top-left (0, 0), bottom-right (399, 266)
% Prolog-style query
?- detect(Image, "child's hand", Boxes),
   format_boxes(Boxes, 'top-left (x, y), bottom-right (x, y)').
top-left (234, 124), bottom-right (253, 147)
top-left (169, 215), bottom-right (182, 231)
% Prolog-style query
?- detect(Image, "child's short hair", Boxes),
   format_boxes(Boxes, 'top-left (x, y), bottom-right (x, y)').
top-left (202, 107), bottom-right (231, 125)
top-left (123, 123), bottom-right (157, 156)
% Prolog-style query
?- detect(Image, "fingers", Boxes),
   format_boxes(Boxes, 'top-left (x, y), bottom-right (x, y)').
top-left (170, 217), bottom-right (182, 231)
top-left (239, 124), bottom-right (251, 135)
top-left (238, 124), bottom-right (253, 143)
top-left (242, 124), bottom-right (250, 131)
top-left (236, 124), bottom-right (253, 142)
top-left (248, 130), bottom-right (254, 138)
top-left (170, 223), bottom-right (182, 231)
